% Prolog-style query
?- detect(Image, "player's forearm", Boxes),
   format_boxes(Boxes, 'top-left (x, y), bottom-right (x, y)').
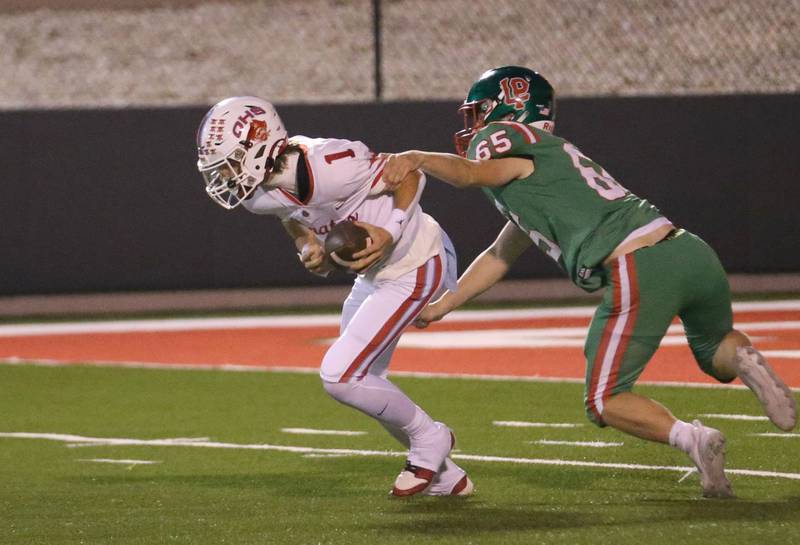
top-left (382, 170), bottom-right (424, 243)
top-left (436, 247), bottom-right (511, 313)
top-left (408, 151), bottom-right (531, 189)
top-left (412, 151), bottom-right (480, 188)
top-left (390, 170), bottom-right (422, 211)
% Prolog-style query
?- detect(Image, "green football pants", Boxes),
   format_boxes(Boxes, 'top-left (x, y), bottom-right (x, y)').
top-left (583, 230), bottom-right (734, 425)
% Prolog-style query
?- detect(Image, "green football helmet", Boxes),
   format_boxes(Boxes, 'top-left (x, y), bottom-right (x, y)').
top-left (455, 66), bottom-right (556, 156)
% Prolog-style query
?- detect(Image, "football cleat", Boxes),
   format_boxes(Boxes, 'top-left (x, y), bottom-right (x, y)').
top-left (425, 473), bottom-right (474, 497)
top-left (687, 419), bottom-right (734, 499)
top-left (449, 474), bottom-right (475, 496)
top-left (391, 461), bottom-right (437, 497)
top-left (391, 424), bottom-right (455, 497)
top-left (424, 458), bottom-right (474, 497)
top-left (734, 346), bottom-right (797, 431)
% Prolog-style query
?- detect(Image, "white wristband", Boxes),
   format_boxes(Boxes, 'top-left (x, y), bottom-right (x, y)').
top-left (383, 208), bottom-right (408, 243)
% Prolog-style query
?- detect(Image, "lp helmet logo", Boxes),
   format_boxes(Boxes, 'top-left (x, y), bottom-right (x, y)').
top-left (499, 77), bottom-right (531, 110)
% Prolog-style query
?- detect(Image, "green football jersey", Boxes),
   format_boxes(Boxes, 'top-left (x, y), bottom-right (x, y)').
top-left (468, 121), bottom-right (668, 292)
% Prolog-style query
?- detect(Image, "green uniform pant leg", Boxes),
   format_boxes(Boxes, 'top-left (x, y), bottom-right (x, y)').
top-left (583, 248), bottom-right (683, 426)
top-left (675, 233), bottom-right (735, 380)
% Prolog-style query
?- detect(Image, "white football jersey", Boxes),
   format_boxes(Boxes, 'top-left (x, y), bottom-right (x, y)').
top-left (242, 135), bottom-right (445, 281)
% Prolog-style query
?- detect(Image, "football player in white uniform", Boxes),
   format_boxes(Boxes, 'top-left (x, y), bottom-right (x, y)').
top-left (196, 96), bottom-right (473, 497)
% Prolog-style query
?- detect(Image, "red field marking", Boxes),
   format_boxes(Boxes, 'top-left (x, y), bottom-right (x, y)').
top-left (1, 307), bottom-right (798, 387)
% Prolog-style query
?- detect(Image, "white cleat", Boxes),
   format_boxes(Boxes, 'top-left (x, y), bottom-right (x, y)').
top-left (391, 423), bottom-right (455, 498)
top-left (391, 462), bottom-right (437, 497)
top-left (424, 458), bottom-right (474, 497)
top-left (688, 419), bottom-right (734, 499)
top-left (435, 473), bottom-right (474, 497)
top-left (735, 346), bottom-right (797, 431)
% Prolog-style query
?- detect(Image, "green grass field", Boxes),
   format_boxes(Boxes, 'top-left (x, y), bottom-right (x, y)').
top-left (2, 363), bottom-right (799, 545)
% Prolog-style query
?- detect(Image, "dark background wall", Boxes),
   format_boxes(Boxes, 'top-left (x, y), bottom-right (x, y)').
top-left (2, 94), bottom-right (798, 296)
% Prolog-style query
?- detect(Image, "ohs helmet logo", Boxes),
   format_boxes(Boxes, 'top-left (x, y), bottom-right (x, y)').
top-left (499, 77), bottom-right (531, 110)
top-left (232, 105), bottom-right (267, 138)
top-left (241, 119), bottom-right (270, 149)
top-left (246, 120), bottom-right (270, 144)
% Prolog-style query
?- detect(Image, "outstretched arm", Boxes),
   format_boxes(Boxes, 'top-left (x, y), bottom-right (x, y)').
top-left (415, 221), bottom-right (533, 327)
top-left (383, 151), bottom-right (533, 189)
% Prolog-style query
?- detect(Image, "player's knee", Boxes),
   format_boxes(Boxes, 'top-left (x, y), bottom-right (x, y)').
top-left (706, 329), bottom-right (747, 382)
top-left (319, 345), bottom-right (350, 383)
top-left (583, 398), bottom-right (607, 428)
top-left (321, 378), bottom-right (377, 417)
top-left (320, 333), bottom-right (367, 382)
top-left (712, 329), bottom-right (750, 362)
top-left (321, 378), bottom-right (355, 404)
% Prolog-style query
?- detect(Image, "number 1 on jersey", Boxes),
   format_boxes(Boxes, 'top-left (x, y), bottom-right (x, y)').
top-left (324, 149), bottom-right (355, 164)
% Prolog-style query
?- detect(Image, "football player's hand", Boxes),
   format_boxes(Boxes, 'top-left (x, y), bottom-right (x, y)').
top-left (414, 302), bottom-right (446, 329)
top-left (299, 241), bottom-right (332, 277)
top-left (382, 152), bottom-right (422, 190)
top-left (348, 221), bottom-right (393, 272)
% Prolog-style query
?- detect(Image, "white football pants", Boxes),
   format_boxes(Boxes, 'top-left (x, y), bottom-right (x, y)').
top-left (320, 252), bottom-right (448, 383)
top-left (320, 239), bottom-right (457, 456)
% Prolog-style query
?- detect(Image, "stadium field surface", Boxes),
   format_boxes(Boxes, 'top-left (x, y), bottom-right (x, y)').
top-left (1, 299), bottom-right (799, 545)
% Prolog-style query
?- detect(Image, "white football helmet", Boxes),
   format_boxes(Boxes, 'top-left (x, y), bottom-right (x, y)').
top-left (196, 96), bottom-right (288, 209)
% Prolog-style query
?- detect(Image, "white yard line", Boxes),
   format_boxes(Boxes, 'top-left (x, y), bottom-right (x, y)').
top-left (494, 421), bottom-right (584, 428)
top-left (78, 458), bottom-right (161, 465)
top-left (699, 414), bottom-right (769, 421)
top-left (3, 431), bottom-right (800, 481)
top-left (762, 350), bottom-right (800, 359)
top-left (530, 440), bottom-right (624, 448)
top-left (67, 436), bottom-right (210, 448)
top-left (281, 428), bottom-right (367, 436)
top-left (0, 300), bottom-right (797, 337)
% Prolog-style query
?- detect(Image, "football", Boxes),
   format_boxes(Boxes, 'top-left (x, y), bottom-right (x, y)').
top-left (324, 221), bottom-right (370, 268)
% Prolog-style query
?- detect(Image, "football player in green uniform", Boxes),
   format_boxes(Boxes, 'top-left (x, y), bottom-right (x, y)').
top-left (381, 66), bottom-right (796, 498)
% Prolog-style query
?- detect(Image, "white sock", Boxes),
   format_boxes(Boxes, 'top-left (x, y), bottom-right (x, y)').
top-left (668, 420), bottom-right (695, 453)
top-left (401, 406), bottom-right (437, 440)
top-left (322, 374), bottom-right (424, 430)
top-left (381, 422), bottom-right (459, 477)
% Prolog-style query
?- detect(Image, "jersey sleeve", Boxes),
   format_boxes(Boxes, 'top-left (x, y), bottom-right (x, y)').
top-left (467, 121), bottom-right (540, 161)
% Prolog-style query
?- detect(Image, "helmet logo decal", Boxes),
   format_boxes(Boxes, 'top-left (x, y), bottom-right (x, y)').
top-left (244, 119), bottom-right (270, 149)
top-left (499, 77), bottom-right (531, 110)
top-left (232, 105), bottom-right (267, 138)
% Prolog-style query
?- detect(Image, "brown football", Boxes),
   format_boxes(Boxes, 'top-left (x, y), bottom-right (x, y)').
top-left (324, 221), bottom-right (370, 267)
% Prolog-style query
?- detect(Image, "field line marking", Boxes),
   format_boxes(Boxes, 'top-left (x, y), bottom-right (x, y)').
top-left (3, 431), bottom-right (800, 481)
top-left (396, 321), bottom-right (796, 350)
top-left (281, 428), bottom-right (367, 436)
top-left (0, 299), bottom-right (797, 337)
top-left (494, 421), bottom-right (584, 428)
top-left (699, 413), bottom-right (769, 421)
top-left (762, 350), bottom-right (800, 359)
top-left (530, 440), bottom-right (624, 448)
top-left (78, 458), bottom-right (161, 465)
